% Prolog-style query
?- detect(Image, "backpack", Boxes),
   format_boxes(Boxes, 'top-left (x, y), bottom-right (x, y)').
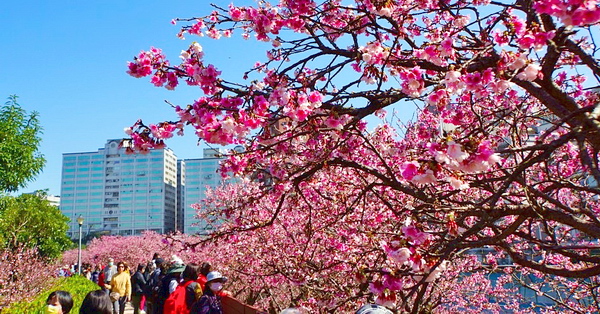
top-left (163, 280), bottom-right (194, 314)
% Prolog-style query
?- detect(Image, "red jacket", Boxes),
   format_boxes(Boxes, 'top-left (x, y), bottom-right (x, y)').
top-left (98, 271), bottom-right (105, 288)
top-left (196, 274), bottom-right (207, 291)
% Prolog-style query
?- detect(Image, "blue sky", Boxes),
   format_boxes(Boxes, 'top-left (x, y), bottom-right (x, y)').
top-left (1, 0), bottom-right (261, 195)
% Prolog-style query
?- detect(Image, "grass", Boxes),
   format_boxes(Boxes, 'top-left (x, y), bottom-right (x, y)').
top-left (3, 275), bottom-right (101, 314)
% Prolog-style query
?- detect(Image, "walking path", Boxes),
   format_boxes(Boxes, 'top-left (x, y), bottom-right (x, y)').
top-left (123, 302), bottom-right (135, 314)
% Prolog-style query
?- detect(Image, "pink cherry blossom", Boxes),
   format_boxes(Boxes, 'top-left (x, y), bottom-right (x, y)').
top-left (123, 1), bottom-right (600, 312)
top-left (400, 161), bottom-right (420, 180)
top-left (517, 63), bottom-right (542, 81)
top-left (411, 169), bottom-right (437, 185)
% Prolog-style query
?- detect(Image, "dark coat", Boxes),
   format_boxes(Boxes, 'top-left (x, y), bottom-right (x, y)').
top-left (190, 289), bottom-right (222, 314)
top-left (131, 271), bottom-right (147, 295)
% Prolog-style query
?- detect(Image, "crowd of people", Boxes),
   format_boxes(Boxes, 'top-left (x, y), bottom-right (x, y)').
top-left (48, 253), bottom-right (235, 314)
top-left (48, 253), bottom-right (394, 314)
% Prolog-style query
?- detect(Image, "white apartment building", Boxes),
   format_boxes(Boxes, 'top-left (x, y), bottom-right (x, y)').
top-left (178, 148), bottom-right (226, 235)
top-left (24, 192), bottom-right (60, 207)
top-left (60, 139), bottom-right (178, 238)
top-left (45, 194), bottom-right (61, 207)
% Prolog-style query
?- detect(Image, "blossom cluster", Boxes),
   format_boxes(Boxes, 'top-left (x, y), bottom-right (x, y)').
top-left (533, 0), bottom-right (600, 26)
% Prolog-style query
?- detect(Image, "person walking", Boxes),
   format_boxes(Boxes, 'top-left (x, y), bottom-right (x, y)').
top-left (195, 262), bottom-right (211, 295)
top-left (163, 263), bottom-right (200, 314)
top-left (45, 290), bottom-right (73, 314)
top-left (102, 258), bottom-right (118, 293)
top-left (80, 290), bottom-right (113, 314)
top-left (164, 260), bottom-right (186, 296)
top-left (155, 258), bottom-right (185, 313)
top-left (181, 264), bottom-right (200, 310)
top-left (141, 260), bottom-right (155, 311)
top-left (190, 271), bottom-right (227, 314)
top-left (106, 261), bottom-right (131, 314)
top-left (91, 265), bottom-right (101, 284)
top-left (131, 264), bottom-right (147, 314)
top-left (145, 258), bottom-right (164, 314)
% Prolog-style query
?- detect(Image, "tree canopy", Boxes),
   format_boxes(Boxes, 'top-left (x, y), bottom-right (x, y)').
top-left (125, 0), bottom-right (600, 312)
top-left (0, 96), bottom-right (68, 260)
top-left (0, 191), bottom-right (72, 259)
top-left (0, 95), bottom-right (45, 193)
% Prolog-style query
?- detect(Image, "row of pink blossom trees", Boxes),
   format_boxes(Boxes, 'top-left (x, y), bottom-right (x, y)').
top-left (120, 0), bottom-right (599, 312)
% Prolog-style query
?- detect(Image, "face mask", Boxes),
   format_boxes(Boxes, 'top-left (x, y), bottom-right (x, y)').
top-left (108, 262), bottom-right (114, 267)
top-left (46, 304), bottom-right (61, 314)
top-left (209, 282), bottom-right (223, 292)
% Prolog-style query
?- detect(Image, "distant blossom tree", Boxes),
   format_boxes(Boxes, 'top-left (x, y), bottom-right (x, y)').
top-left (125, 0), bottom-right (600, 312)
top-left (61, 231), bottom-right (196, 268)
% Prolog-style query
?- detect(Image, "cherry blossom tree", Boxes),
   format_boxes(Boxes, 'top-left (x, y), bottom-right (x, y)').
top-left (188, 183), bottom-right (525, 312)
top-left (61, 231), bottom-right (201, 268)
top-left (0, 248), bottom-right (58, 309)
top-left (125, 0), bottom-right (600, 312)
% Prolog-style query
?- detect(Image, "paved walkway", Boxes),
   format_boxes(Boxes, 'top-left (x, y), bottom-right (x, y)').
top-left (123, 302), bottom-right (136, 314)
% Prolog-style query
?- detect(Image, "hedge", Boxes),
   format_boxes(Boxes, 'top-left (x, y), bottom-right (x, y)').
top-left (3, 275), bottom-right (100, 314)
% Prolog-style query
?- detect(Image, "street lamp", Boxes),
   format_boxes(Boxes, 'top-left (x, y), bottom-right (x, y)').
top-left (77, 215), bottom-right (84, 276)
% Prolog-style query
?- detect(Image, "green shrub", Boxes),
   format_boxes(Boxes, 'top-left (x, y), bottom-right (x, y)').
top-left (3, 275), bottom-right (100, 314)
